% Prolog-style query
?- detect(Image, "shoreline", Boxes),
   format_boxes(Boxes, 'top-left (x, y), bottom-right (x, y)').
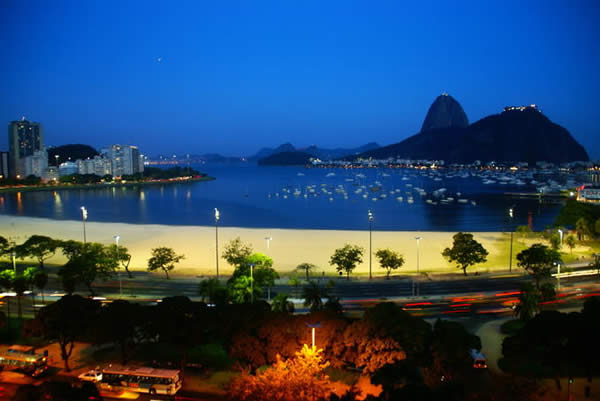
top-left (0, 176), bottom-right (215, 194)
top-left (0, 215), bottom-right (514, 277)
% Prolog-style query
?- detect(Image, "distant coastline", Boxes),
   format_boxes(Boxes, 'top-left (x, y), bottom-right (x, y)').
top-left (0, 175), bottom-right (215, 194)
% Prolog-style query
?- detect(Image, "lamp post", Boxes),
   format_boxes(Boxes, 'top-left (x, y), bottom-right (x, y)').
top-left (368, 210), bottom-right (373, 280)
top-left (80, 206), bottom-right (88, 244)
top-left (265, 237), bottom-right (272, 250)
top-left (214, 208), bottom-right (220, 278)
top-left (508, 206), bottom-right (515, 272)
top-left (414, 236), bottom-right (422, 296)
top-left (557, 229), bottom-right (563, 246)
top-left (114, 235), bottom-right (122, 298)
top-left (54, 154), bottom-right (59, 167)
top-left (249, 263), bottom-right (255, 304)
top-left (306, 322), bottom-right (321, 348)
top-left (554, 261), bottom-right (561, 291)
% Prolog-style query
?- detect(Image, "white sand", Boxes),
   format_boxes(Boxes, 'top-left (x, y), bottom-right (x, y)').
top-left (0, 215), bottom-right (508, 276)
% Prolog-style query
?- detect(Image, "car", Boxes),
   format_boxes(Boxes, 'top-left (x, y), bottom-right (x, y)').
top-left (31, 365), bottom-right (50, 378)
top-left (78, 369), bottom-right (103, 382)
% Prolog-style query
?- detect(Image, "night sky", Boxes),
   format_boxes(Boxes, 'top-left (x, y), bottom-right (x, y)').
top-left (2, 1), bottom-right (599, 158)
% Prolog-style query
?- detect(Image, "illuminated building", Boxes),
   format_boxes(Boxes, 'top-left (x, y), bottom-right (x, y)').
top-left (7, 118), bottom-right (44, 178)
top-left (101, 144), bottom-right (144, 177)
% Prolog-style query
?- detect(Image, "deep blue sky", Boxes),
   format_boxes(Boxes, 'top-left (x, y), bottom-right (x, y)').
top-left (2, 0), bottom-right (599, 158)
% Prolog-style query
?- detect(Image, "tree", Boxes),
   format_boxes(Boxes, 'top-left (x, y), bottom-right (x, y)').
top-left (228, 344), bottom-right (334, 401)
top-left (0, 236), bottom-right (9, 258)
top-left (198, 278), bottom-right (229, 304)
top-left (24, 267), bottom-right (48, 314)
top-left (222, 237), bottom-right (253, 268)
top-left (302, 281), bottom-right (326, 312)
top-left (58, 242), bottom-right (119, 295)
top-left (590, 253), bottom-right (600, 275)
top-left (94, 300), bottom-right (144, 365)
top-left (596, 218), bottom-right (600, 237)
top-left (106, 243), bottom-right (133, 278)
top-left (0, 270), bottom-right (14, 325)
top-left (37, 295), bottom-right (100, 371)
top-left (549, 233), bottom-right (561, 251)
top-left (288, 276), bottom-right (301, 298)
top-left (15, 235), bottom-right (58, 270)
top-left (229, 275), bottom-right (259, 304)
top-left (516, 225), bottom-right (533, 238)
top-left (375, 249), bottom-right (405, 279)
top-left (442, 232), bottom-right (488, 276)
top-left (12, 274), bottom-right (28, 321)
top-left (329, 244), bottom-right (364, 280)
top-left (565, 235), bottom-right (576, 254)
top-left (516, 243), bottom-right (560, 290)
top-left (147, 247), bottom-right (184, 279)
top-left (576, 217), bottom-right (591, 241)
top-left (228, 253), bottom-right (279, 300)
top-left (514, 282), bottom-right (540, 321)
top-left (271, 293), bottom-right (295, 314)
top-left (296, 263), bottom-right (316, 280)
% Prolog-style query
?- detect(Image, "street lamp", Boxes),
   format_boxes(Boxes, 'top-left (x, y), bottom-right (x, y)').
top-left (508, 206), bottom-right (515, 272)
top-left (80, 206), bottom-right (88, 244)
top-left (554, 261), bottom-right (562, 290)
top-left (265, 236), bottom-right (272, 250)
top-left (557, 229), bottom-right (563, 246)
top-left (306, 322), bottom-right (321, 348)
top-left (214, 208), bottom-right (220, 278)
top-left (114, 235), bottom-right (122, 298)
top-left (414, 236), bottom-right (422, 296)
top-left (368, 210), bottom-right (373, 280)
top-left (249, 263), bottom-right (255, 303)
top-left (54, 154), bottom-right (59, 167)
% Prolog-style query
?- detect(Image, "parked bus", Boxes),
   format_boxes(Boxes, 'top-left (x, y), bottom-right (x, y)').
top-left (0, 346), bottom-right (47, 373)
top-left (99, 365), bottom-right (182, 395)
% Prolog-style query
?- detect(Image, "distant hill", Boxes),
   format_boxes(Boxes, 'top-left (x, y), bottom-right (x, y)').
top-left (48, 144), bottom-right (98, 164)
top-left (353, 99), bottom-right (589, 164)
top-left (249, 142), bottom-right (380, 161)
top-left (257, 151), bottom-right (315, 166)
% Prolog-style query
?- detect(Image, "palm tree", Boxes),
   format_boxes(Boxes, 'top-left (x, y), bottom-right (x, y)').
top-left (297, 263), bottom-right (316, 281)
top-left (271, 293), bottom-right (294, 313)
top-left (514, 283), bottom-right (540, 321)
top-left (302, 281), bottom-right (326, 312)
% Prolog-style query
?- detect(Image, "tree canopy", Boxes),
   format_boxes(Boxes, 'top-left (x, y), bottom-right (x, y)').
top-left (375, 248), bottom-right (405, 279)
top-left (147, 247), bottom-right (184, 279)
top-left (442, 232), bottom-right (488, 276)
top-left (329, 244), bottom-right (364, 280)
top-left (516, 243), bottom-right (560, 290)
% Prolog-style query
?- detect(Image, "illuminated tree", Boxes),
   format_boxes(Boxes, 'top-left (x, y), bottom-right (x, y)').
top-left (516, 243), bottom-right (560, 291)
top-left (106, 243), bottom-right (133, 278)
top-left (223, 237), bottom-right (253, 268)
top-left (576, 217), bottom-right (591, 241)
top-left (58, 242), bottom-right (120, 295)
top-left (329, 244), bottom-right (364, 280)
top-left (147, 247), bottom-right (184, 279)
top-left (271, 293), bottom-right (294, 314)
top-left (442, 232), bottom-right (488, 276)
top-left (228, 344), bottom-right (334, 401)
top-left (375, 249), bottom-right (405, 279)
top-left (16, 235), bottom-right (58, 270)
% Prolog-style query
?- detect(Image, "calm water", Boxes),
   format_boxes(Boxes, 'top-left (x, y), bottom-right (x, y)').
top-left (0, 164), bottom-right (565, 231)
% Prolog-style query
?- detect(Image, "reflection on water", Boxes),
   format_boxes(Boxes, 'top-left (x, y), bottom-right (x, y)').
top-left (0, 165), bottom-right (567, 231)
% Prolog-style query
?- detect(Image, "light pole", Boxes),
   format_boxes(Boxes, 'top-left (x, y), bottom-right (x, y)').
top-left (509, 206), bottom-right (515, 272)
top-left (80, 206), bottom-right (88, 244)
top-left (306, 322), bottom-right (321, 348)
top-left (114, 235), bottom-right (122, 298)
top-left (554, 261), bottom-right (561, 290)
top-left (249, 263), bottom-right (255, 303)
top-left (54, 154), bottom-right (59, 167)
top-left (265, 237), bottom-right (272, 250)
top-left (214, 208), bottom-right (220, 278)
top-left (415, 236), bottom-right (422, 296)
top-left (368, 210), bottom-right (373, 280)
top-left (557, 229), bottom-right (563, 247)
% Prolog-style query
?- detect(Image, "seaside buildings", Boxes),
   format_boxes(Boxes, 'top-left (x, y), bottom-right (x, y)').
top-left (0, 152), bottom-right (8, 179)
top-left (77, 156), bottom-right (112, 176)
top-left (101, 144), bottom-right (144, 177)
top-left (7, 118), bottom-right (44, 178)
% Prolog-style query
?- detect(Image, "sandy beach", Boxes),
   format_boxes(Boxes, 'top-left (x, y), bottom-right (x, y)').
top-left (0, 215), bottom-right (511, 277)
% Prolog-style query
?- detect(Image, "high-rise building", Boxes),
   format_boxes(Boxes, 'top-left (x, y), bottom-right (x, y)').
top-left (101, 145), bottom-right (144, 177)
top-left (0, 152), bottom-right (8, 179)
top-left (8, 118), bottom-right (44, 178)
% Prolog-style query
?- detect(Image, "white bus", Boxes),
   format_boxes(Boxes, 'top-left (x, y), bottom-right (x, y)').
top-left (99, 365), bottom-right (182, 395)
top-left (0, 346), bottom-right (47, 374)
top-left (470, 349), bottom-right (487, 369)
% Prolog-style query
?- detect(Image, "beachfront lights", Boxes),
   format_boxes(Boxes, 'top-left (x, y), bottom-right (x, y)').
top-left (368, 210), bottom-right (373, 222)
top-left (81, 206), bottom-right (88, 220)
top-left (214, 208), bottom-right (220, 222)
